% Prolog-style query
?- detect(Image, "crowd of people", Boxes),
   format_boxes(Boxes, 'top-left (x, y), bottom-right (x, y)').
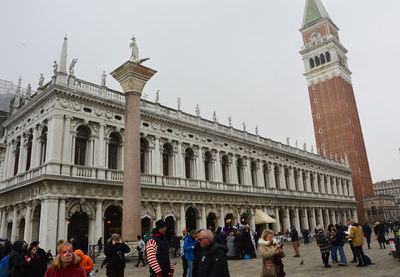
top-left (0, 219), bottom-right (398, 277)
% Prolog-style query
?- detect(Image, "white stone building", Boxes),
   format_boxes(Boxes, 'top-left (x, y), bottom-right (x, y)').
top-left (0, 38), bottom-right (357, 253)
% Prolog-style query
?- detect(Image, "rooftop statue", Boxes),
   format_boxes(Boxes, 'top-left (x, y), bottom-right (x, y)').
top-left (38, 73), bottom-right (44, 87)
top-left (69, 58), bottom-right (78, 75)
top-left (53, 61), bottom-right (58, 75)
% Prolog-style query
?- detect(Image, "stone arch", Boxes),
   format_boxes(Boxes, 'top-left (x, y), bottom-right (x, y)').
top-left (141, 203), bottom-right (155, 220)
top-left (162, 204), bottom-right (179, 220)
top-left (67, 200), bottom-right (95, 220)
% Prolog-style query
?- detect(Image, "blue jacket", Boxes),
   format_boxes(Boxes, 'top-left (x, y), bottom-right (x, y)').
top-left (184, 236), bottom-right (197, 261)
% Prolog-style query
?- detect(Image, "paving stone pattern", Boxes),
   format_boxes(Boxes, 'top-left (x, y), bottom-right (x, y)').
top-left (95, 237), bottom-right (399, 277)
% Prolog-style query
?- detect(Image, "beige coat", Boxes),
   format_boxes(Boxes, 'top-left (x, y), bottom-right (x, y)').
top-left (258, 238), bottom-right (285, 277)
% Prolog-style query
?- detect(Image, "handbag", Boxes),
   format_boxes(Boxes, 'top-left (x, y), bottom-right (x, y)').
top-left (89, 271), bottom-right (96, 277)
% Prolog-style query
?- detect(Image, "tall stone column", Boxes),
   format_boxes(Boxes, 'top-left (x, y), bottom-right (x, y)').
top-left (152, 137), bottom-right (161, 176)
top-left (215, 151), bottom-right (222, 183)
top-left (332, 177), bottom-right (338, 195)
top-left (279, 166), bottom-right (286, 190)
top-left (326, 176), bottom-right (332, 194)
top-left (348, 180), bottom-right (354, 197)
top-left (57, 199), bottom-right (67, 242)
top-left (39, 198), bottom-right (59, 253)
top-left (30, 126), bottom-right (39, 169)
top-left (256, 161), bottom-right (263, 187)
top-left (180, 204), bottom-right (186, 231)
top-left (0, 209), bottom-right (7, 238)
top-left (11, 207), bottom-right (18, 242)
top-left (289, 168), bottom-right (296, 190)
top-left (95, 200), bottom-right (103, 242)
top-left (298, 169), bottom-right (305, 191)
top-left (294, 208), bottom-right (301, 231)
top-left (95, 124), bottom-right (106, 179)
top-left (111, 60), bottom-right (156, 241)
top-left (24, 205), bottom-right (32, 243)
top-left (338, 179), bottom-right (344, 195)
top-left (274, 207), bottom-right (281, 234)
top-left (312, 208), bottom-right (317, 230)
top-left (201, 205), bottom-right (207, 229)
top-left (268, 164), bottom-right (275, 189)
top-left (284, 208), bottom-right (290, 232)
top-left (176, 142), bottom-right (184, 178)
top-left (17, 138), bottom-right (26, 174)
top-left (305, 171), bottom-right (312, 192)
top-left (156, 203), bottom-right (162, 221)
top-left (219, 206), bottom-right (225, 227)
top-left (303, 208), bottom-right (310, 230)
top-left (3, 143), bottom-right (11, 179)
top-left (47, 115), bottom-right (64, 174)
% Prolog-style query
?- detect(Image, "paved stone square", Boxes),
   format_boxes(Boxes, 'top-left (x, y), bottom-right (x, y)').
top-left (94, 237), bottom-right (399, 277)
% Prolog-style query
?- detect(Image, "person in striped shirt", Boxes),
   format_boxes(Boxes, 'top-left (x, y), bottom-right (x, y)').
top-left (146, 220), bottom-right (175, 277)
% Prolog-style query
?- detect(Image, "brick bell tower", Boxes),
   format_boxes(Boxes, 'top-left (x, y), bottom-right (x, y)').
top-left (299, 0), bottom-right (373, 222)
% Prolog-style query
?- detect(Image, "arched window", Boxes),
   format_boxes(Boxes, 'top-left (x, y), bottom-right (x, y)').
top-left (13, 139), bottom-right (20, 176)
top-left (237, 158), bottom-right (243, 185)
top-left (140, 138), bottom-right (149, 173)
top-left (25, 134), bottom-right (33, 171)
top-left (39, 127), bottom-right (47, 166)
top-left (204, 151), bottom-right (212, 181)
top-left (315, 56), bottom-right (320, 66)
top-left (309, 58), bottom-right (315, 69)
top-left (221, 155), bottom-right (229, 183)
top-left (325, 51), bottom-right (331, 62)
top-left (74, 126), bottom-right (90, 165)
top-left (250, 161), bottom-right (257, 186)
top-left (320, 54), bottom-right (325, 64)
top-left (274, 165), bottom-right (280, 188)
top-left (108, 133), bottom-right (121, 170)
top-left (185, 148), bottom-right (194, 179)
top-left (162, 143), bottom-right (173, 176)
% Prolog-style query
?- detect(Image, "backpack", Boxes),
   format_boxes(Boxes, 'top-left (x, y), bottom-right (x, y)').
top-left (364, 254), bottom-right (372, 265)
top-left (0, 255), bottom-right (10, 277)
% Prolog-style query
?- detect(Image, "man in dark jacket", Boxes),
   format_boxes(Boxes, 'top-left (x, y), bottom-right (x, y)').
top-left (30, 241), bottom-right (48, 276)
top-left (290, 226), bottom-right (300, 257)
top-left (146, 220), bottom-right (175, 277)
top-left (8, 240), bottom-right (29, 277)
top-left (196, 230), bottom-right (229, 277)
top-left (334, 224), bottom-right (347, 266)
top-left (363, 223), bottom-right (372, 249)
top-left (104, 233), bottom-right (131, 277)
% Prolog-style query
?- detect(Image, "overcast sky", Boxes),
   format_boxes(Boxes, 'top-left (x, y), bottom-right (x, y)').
top-left (1, 0), bottom-right (399, 182)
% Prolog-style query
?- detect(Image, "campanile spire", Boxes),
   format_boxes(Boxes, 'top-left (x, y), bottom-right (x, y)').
top-left (299, 0), bottom-right (374, 222)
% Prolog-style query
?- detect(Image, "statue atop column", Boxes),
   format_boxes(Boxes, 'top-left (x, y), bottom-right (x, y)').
top-left (155, 90), bottom-right (160, 103)
top-left (130, 35), bottom-right (139, 62)
top-left (177, 97), bottom-right (181, 110)
top-left (53, 61), bottom-right (58, 75)
top-left (228, 116), bottom-right (232, 127)
top-left (213, 111), bottom-right (217, 122)
top-left (101, 71), bottom-right (107, 86)
top-left (38, 73), bottom-right (44, 88)
top-left (195, 104), bottom-right (200, 116)
top-left (255, 125), bottom-right (259, 136)
top-left (69, 58), bottom-right (78, 75)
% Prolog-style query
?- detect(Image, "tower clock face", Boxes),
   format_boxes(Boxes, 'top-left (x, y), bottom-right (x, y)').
top-left (310, 30), bottom-right (321, 41)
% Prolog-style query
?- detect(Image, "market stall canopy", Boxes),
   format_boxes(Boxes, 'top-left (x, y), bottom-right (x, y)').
top-left (255, 209), bottom-right (277, 224)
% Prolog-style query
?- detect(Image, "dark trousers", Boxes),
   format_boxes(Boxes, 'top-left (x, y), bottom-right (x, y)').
top-left (353, 246), bottom-right (367, 266)
top-left (151, 273), bottom-right (170, 277)
top-left (109, 268), bottom-right (124, 277)
top-left (182, 256), bottom-right (188, 277)
top-left (136, 252), bottom-right (145, 266)
top-left (321, 252), bottom-right (330, 265)
top-left (349, 242), bottom-right (356, 261)
top-left (366, 236), bottom-right (371, 249)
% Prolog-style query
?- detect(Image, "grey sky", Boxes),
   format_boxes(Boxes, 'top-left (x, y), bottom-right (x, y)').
top-left (1, 0), bottom-right (399, 182)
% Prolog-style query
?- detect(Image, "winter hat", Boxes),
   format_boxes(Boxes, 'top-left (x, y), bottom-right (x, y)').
top-left (155, 219), bottom-right (167, 229)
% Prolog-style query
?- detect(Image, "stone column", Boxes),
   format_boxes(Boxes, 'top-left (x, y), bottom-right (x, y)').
top-left (0, 209), bottom-right (7, 238)
top-left (94, 124), bottom-right (106, 179)
top-left (353, 208), bottom-right (358, 222)
top-left (24, 205), bottom-right (32, 243)
top-left (176, 142), bottom-right (184, 178)
top-left (215, 152), bottom-right (222, 183)
top-left (47, 115), bottom-right (64, 174)
top-left (30, 126), bottom-right (40, 169)
top-left (274, 207), bottom-right (281, 234)
top-left (244, 158), bottom-right (252, 186)
top-left (196, 148), bottom-right (204, 181)
top-left (348, 180), bottom-right (354, 197)
top-left (284, 208), bottom-right (290, 232)
top-left (303, 208), bottom-right (310, 230)
top-left (2, 143), bottom-right (11, 179)
top-left (294, 208), bottom-right (301, 231)
top-left (201, 205), bottom-right (207, 229)
top-left (278, 166), bottom-right (285, 189)
top-left (289, 168), bottom-right (296, 190)
top-left (156, 203), bottom-right (162, 221)
top-left (11, 207), bottom-right (18, 242)
top-left (95, 200), bottom-right (103, 243)
top-left (312, 173), bottom-right (319, 193)
top-left (305, 171), bottom-right (312, 192)
top-left (320, 174), bottom-right (326, 194)
top-left (152, 137), bottom-right (162, 176)
top-left (343, 209), bottom-right (348, 224)
top-left (312, 208), bottom-right (317, 230)
top-left (326, 176), bottom-right (332, 194)
top-left (250, 210), bottom-right (256, 231)
top-left (256, 161), bottom-right (263, 187)
top-left (268, 164), bottom-right (275, 189)
top-left (318, 208), bottom-right (323, 226)
top-left (298, 169), bottom-right (305, 191)
top-left (61, 116), bottom-right (72, 175)
top-left (338, 179), bottom-right (344, 195)
top-left (331, 210), bottom-right (336, 225)
top-left (180, 204), bottom-right (186, 231)
top-left (219, 206), bottom-right (225, 227)
top-left (17, 137), bottom-right (26, 174)
top-left (332, 177), bottom-right (338, 195)
top-left (57, 199), bottom-right (67, 242)
top-left (39, 198), bottom-right (59, 252)
top-left (111, 60), bottom-right (156, 241)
